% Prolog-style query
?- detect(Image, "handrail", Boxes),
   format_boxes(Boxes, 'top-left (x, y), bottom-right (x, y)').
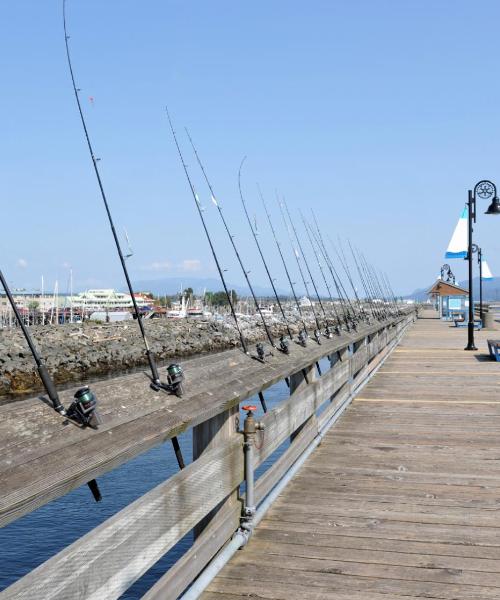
top-left (1, 310), bottom-right (416, 600)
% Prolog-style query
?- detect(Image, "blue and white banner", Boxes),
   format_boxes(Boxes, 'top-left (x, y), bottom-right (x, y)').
top-left (482, 256), bottom-right (493, 280)
top-left (445, 206), bottom-right (468, 259)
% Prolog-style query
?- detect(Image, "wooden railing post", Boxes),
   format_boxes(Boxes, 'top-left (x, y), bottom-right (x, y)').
top-left (193, 405), bottom-right (240, 538)
top-left (289, 363), bottom-right (316, 441)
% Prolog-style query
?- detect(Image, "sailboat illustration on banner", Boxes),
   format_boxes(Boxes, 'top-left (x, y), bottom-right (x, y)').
top-left (445, 206), bottom-right (468, 259)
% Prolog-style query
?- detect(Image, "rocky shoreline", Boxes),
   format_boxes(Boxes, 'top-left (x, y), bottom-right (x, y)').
top-left (0, 315), bottom-right (315, 398)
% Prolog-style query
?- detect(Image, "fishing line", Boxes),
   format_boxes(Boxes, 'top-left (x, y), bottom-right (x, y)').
top-left (63, 0), bottom-right (185, 470)
top-left (185, 129), bottom-right (276, 359)
top-left (238, 159), bottom-right (293, 354)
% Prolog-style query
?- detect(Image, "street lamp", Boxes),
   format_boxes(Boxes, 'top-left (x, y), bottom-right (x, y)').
top-left (469, 244), bottom-right (484, 323)
top-left (465, 180), bottom-right (500, 351)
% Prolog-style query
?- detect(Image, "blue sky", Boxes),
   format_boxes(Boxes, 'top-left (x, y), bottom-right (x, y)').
top-left (2, 1), bottom-right (500, 296)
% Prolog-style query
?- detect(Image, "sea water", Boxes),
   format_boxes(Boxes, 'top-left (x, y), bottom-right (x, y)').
top-left (0, 356), bottom-right (331, 598)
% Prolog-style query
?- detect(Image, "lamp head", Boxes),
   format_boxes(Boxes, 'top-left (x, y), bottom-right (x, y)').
top-left (485, 196), bottom-right (500, 215)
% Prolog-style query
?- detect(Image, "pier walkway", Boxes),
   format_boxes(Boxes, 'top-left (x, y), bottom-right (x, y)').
top-left (203, 313), bottom-right (500, 599)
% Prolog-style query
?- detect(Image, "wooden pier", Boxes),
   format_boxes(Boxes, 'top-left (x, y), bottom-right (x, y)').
top-left (202, 312), bottom-right (500, 600)
top-left (8, 307), bottom-right (498, 598)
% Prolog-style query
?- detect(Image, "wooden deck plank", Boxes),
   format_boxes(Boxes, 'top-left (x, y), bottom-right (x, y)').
top-left (202, 313), bottom-right (500, 598)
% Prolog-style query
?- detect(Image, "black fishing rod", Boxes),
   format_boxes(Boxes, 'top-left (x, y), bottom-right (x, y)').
top-left (0, 268), bottom-right (103, 501)
top-left (282, 199), bottom-right (332, 340)
top-left (238, 160), bottom-right (293, 354)
top-left (278, 199), bottom-right (322, 343)
top-left (381, 270), bottom-right (399, 316)
top-left (360, 251), bottom-right (388, 320)
top-left (308, 224), bottom-right (353, 331)
top-left (185, 130), bottom-right (277, 359)
top-left (382, 271), bottom-right (401, 315)
top-left (334, 237), bottom-right (370, 322)
top-left (348, 240), bottom-right (381, 320)
top-left (300, 214), bottom-right (341, 335)
top-left (356, 250), bottom-right (381, 318)
top-left (0, 271), bottom-right (65, 416)
top-left (384, 271), bottom-right (401, 315)
top-left (323, 234), bottom-right (365, 326)
top-left (63, 1), bottom-right (185, 470)
top-left (260, 189), bottom-right (309, 347)
top-left (365, 259), bottom-right (391, 318)
top-left (166, 110), bottom-right (248, 356)
top-left (308, 211), bottom-right (358, 329)
top-left (376, 268), bottom-right (394, 315)
top-left (332, 236), bottom-right (370, 323)
top-left (308, 218), bottom-right (357, 331)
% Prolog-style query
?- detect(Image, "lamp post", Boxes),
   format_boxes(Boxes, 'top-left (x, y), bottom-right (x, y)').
top-left (464, 180), bottom-right (500, 351)
top-left (477, 246), bottom-right (484, 324)
top-left (469, 244), bottom-right (484, 323)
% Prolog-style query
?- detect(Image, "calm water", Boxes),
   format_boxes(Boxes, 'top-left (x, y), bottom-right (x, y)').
top-left (0, 357), bottom-right (332, 598)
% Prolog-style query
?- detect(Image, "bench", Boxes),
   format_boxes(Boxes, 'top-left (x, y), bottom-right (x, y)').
top-left (454, 319), bottom-right (482, 329)
top-left (487, 339), bottom-right (500, 361)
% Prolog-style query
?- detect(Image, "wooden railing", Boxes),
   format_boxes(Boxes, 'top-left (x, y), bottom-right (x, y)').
top-left (0, 309), bottom-right (416, 599)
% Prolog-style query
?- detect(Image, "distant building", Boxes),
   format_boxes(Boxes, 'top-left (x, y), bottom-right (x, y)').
top-left (70, 289), bottom-right (151, 312)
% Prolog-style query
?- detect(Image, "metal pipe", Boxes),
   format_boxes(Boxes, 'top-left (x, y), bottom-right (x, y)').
top-left (179, 316), bottom-right (411, 600)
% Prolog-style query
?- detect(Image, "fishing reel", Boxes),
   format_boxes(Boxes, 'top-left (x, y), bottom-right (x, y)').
top-left (166, 363), bottom-right (184, 397)
top-left (67, 386), bottom-right (102, 429)
top-left (254, 342), bottom-right (273, 363)
top-left (278, 335), bottom-right (290, 355)
top-left (297, 330), bottom-right (307, 347)
top-left (313, 329), bottom-right (322, 345)
top-left (151, 363), bottom-right (185, 397)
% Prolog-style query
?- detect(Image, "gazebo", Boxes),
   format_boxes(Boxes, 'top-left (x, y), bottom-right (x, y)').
top-left (427, 280), bottom-right (469, 321)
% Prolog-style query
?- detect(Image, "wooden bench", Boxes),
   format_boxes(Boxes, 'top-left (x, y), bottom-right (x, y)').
top-left (487, 339), bottom-right (500, 361)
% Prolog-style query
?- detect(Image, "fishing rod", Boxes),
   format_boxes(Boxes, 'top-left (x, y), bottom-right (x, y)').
top-left (376, 268), bottom-right (394, 315)
top-left (332, 237), bottom-right (369, 322)
top-left (185, 130), bottom-right (278, 360)
top-left (380, 270), bottom-right (399, 316)
top-left (300, 214), bottom-right (341, 335)
top-left (0, 268), bottom-right (103, 501)
top-left (306, 215), bottom-right (356, 330)
top-left (63, 1), bottom-right (185, 470)
top-left (278, 199), bottom-right (322, 344)
top-left (359, 251), bottom-right (389, 320)
top-left (348, 240), bottom-right (381, 320)
top-left (356, 250), bottom-right (382, 318)
top-left (238, 160), bottom-right (293, 354)
top-left (383, 271), bottom-right (401, 315)
top-left (260, 189), bottom-right (309, 347)
top-left (308, 224), bottom-right (353, 331)
top-left (324, 234), bottom-right (366, 326)
top-left (365, 259), bottom-right (391, 318)
top-left (384, 271), bottom-right (401, 314)
top-left (308, 216), bottom-right (357, 330)
top-left (281, 206), bottom-right (332, 338)
top-left (166, 110), bottom-right (248, 356)
top-left (308, 210), bottom-right (359, 329)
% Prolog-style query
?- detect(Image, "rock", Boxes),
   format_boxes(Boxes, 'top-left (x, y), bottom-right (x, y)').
top-left (0, 313), bottom-right (326, 398)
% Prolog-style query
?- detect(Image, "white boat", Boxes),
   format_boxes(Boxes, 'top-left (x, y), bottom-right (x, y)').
top-left (167, 295), bottom-right (187, 319)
